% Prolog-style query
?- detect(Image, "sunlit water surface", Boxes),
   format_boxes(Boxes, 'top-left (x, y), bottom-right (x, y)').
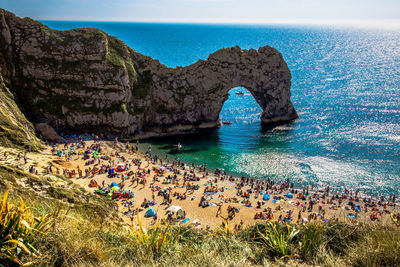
top-left (42, 21), bottom-right (400, 196)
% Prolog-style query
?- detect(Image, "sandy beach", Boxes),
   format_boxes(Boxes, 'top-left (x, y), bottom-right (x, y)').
top-left (1, 139), bottom-right (398, 230)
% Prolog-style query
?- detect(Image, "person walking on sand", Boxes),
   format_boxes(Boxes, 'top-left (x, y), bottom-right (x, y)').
top-left (216, 203), bottom-right (222, 217)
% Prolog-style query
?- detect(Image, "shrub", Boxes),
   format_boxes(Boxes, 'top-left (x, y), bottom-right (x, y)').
top-left (257, 222), bottom-right (299, 258)
top-left (0, 192), bottom-right (61, 265)
top-left (298, 222), bottom-right (323, 260)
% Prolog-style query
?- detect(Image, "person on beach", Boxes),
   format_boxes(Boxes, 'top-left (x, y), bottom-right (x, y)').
top-left (216, 203), bottom-right (222, 217)
top-left (33, 134), bottom-right (399, 230)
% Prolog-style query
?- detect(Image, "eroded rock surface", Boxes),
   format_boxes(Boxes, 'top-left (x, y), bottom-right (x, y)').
top-left (35, 123), bottom-right (65, 143)
top-left (0, 9), bottom-right (297, 139)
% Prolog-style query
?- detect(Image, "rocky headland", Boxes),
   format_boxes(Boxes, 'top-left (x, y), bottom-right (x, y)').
top-left (0, 9), bottom-right (297, 142)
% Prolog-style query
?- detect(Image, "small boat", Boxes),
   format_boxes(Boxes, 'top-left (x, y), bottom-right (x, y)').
top-left (222, 121), bottom-right (232, 125)
top-left (236, 92), bottom-right (244, 95)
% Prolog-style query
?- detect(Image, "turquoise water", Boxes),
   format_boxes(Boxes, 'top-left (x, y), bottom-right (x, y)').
top-left (42, 21), bottom-right (400, 196)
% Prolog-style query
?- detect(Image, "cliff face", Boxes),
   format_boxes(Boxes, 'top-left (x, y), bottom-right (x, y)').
top-left (0, 65), bottom-right (43, 150)
top-left (0, 9), bottom-right (297, 139)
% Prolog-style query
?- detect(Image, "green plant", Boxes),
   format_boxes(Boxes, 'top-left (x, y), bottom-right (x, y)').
top-left (257, 222), bottom-right (299, 258)
top-left (0, 192), bottom-right (61, 265)
top-left (124, 216), bottom-right (178, 256)
top-left (298, 222), bottom-right (323, 260)
top-left (121, 104), bottom-right (128, 114)
top-left (207, 217), bottom-right (231, 239)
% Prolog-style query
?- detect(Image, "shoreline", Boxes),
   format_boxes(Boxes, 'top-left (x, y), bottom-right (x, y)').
top-left (1, 138), bottom-right (398, 230)
top-left (135, 140), bottom-right (393, 203)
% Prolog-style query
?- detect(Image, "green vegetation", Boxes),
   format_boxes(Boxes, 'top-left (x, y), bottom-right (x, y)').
top-left (106, 36), bottom-right (128, 68)
top-left (121, 104), bottom-right (128, 114)
top-left (348, 226), bottom-right (400, 266)
top-left (0, 160), bottom-right (398, 266)
top-left (0, 192), bottom-right (61, 266)
top-left (257, 222), bottom-right (299, 258)
top-left (0, 74), bottom-right (43, 152)
top-left (132, 70), bottom-right (152, 99)
top-left (69, 27), bottom-right (106, 36)
top-left (104, 35), bottom-right (150, 98)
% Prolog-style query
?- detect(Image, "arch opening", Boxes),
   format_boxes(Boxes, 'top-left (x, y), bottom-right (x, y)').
top-left (219, 87), bottom-right (263, 126)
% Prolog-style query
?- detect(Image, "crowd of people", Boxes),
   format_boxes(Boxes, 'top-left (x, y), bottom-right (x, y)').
top-left (2, 133), bottom-right (398, 230)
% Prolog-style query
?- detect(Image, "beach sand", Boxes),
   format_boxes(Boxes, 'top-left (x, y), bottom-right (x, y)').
top-left (0, 140), bottom-right (398, 230)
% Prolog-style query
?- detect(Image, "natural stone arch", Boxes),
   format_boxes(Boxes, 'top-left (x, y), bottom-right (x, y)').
top-left (142, 45), bottom-right (298, 134)
top-left (0, 9), bottom-right (298, 139)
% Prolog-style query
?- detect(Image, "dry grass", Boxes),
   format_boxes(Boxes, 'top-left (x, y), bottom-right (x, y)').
top-left (348, 226), bottom-right (400, 267)
top-left (0, 164), bottom-right (399, 266)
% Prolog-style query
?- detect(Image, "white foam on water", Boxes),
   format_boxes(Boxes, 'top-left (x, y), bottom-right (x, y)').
top-left (272, 125), bottom-right (295, 131)
top-left (228, 151), bottom-right (396, 195)
top-left (387, 135), bottom-right (400, 143)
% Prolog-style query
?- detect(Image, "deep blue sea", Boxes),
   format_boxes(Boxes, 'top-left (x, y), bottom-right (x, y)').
top-left (42, 21), bottom-right (400, 196)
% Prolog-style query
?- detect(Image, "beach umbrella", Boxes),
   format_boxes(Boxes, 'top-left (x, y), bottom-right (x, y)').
top-left (167, 205), bottom-right (182, 213)
top-left (110, 182), bottom-right (118, 187)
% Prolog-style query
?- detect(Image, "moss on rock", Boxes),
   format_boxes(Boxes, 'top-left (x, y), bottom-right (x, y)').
top-left (0, 72), bottom-right (43, 151)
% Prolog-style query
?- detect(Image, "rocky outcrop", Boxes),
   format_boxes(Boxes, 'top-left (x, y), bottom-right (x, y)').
top-left (35, 123), bottom-right (65, 143)
top-left (0, 9), bottom-right (297, 139)
top-left (0, 64), bottom-right (43, 150)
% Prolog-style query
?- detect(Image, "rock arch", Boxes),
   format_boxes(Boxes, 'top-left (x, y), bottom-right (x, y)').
top-left (142, 45), bottom-right (298, 134)
top-left (0, 9), bottom-right (298, 139)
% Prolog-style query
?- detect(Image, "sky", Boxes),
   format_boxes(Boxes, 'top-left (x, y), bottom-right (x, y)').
top-left (2, 0), bottom-right (400, 26)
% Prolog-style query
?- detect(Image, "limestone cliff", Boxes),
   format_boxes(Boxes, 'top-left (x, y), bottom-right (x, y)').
top-left (0, 9), bottom-right (297, 139)
top-left (0, 67), bottom-right (43, 150)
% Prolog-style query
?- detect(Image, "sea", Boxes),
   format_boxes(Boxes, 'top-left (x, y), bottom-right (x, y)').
top-left (41, 21), bottom-right (400, 197)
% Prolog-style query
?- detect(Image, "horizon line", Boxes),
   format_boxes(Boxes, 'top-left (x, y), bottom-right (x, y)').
top-left (36, 17), bottom-right (400, 29)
